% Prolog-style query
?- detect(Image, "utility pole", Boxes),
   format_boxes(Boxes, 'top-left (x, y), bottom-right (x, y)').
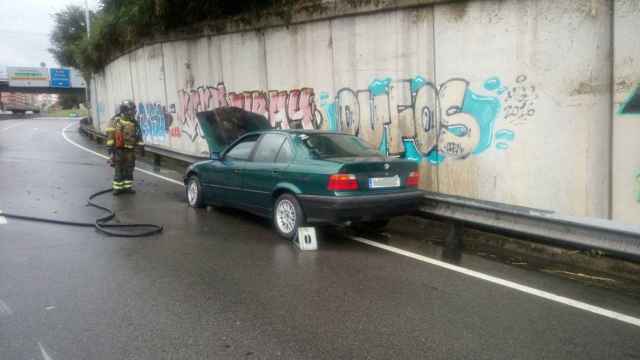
top-left (84, 0), bottom-right (91, 111)
top-left (84, 0), bottom-right (91, 36)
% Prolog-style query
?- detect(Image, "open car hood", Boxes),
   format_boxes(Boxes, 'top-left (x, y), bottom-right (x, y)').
top-left (196, 107), bottom-right (272, 154)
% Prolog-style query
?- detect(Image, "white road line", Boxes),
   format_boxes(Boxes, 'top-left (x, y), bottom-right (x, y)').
top-left (352, 236), bottom-right (640, 328)
top-left (0, 122), bottom-right (24, 132)
top-left (0, 210), bottom-right (7, 225)
top-left (38, 342), bottom-right (55, 360)
top-left (0, 299), bottom-right (13, 316)
top-left (60, 120), bottom-right (640, 329)
top-left (61, 122), bottom-right (184, 186)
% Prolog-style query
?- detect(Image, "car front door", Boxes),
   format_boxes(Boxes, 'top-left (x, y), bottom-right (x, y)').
top-left (242, 133), bottom-right (290, 215)
top-left (202, 134), bottom-right (259, 206)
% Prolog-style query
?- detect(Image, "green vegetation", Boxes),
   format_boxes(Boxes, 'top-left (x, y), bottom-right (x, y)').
top-left (57, 93), bottom-right (84, 109)
top-left (49, 0), bottom-right (327, 76)
top-left (46, 108), bottom-right (89, 118)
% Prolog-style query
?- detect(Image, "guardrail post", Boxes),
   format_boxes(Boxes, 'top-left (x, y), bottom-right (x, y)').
top-left (443, 221), bottom-right (463, 262)
top-left (153, 153), bottom-right (162, 171)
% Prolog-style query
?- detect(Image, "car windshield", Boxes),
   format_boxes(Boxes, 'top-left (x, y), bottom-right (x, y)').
top-left (300, 133), bottom-right (380, 158)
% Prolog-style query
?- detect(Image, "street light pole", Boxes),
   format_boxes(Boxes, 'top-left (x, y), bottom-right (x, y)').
top-left (84, 0), bottom-right (91, 115)
top-left (84, 0), bottom-right (91, 36)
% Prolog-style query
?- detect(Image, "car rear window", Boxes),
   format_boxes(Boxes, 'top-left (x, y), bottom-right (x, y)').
top-left (300, 133), bottom-right (380, 158)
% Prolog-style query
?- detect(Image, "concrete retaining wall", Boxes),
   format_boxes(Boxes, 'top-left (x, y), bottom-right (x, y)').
top-left (90, 0), bottom-right (640, 225)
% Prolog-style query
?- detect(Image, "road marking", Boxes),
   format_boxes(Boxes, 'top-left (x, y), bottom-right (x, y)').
top-left (38, 342), bottom-right (55, 360)
top-left (0, 299), bottom-right (13, 316)
top-left (351, 236), bottom-right (640, 328)
top-left (0, 210), bottom-right (7, 225)
top-left (0, 122), bottom-right (24, 132)
top-left (60, 120), bottom-right (640, 329)
top-left (61, 122), bottom-right (184, 186)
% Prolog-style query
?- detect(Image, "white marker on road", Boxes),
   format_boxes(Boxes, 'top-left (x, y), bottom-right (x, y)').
top-left (0, 299), bottom-right (13, 316)
top-left (38, 342), bottom-right (55, 360)
top-left (61, 120), bottom-right (640, 329)
top-left (0, 210), bottom-right (7, 225)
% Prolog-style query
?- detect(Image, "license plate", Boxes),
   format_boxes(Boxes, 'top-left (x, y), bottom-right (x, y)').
top-left (368, 175), bottom-right (400, 188)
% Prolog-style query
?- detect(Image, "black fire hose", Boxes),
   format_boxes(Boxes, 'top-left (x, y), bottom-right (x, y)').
top-left (1, 188), bottom-right (163, 237)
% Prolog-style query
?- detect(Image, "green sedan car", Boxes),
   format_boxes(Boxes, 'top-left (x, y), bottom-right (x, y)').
top-left (184, 130), bottom-right (424, 239)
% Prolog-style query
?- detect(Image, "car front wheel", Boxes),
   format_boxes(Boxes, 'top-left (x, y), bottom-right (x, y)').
top-left (186, 176), bottom-right (205, 208)
top-left (273, 193), bottom-right (304, 239)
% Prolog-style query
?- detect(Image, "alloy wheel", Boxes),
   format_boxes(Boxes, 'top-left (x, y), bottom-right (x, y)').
top-left (276, 199), bottom-right (296, 234)
top-left (188, 180), bottom-right (198, 206)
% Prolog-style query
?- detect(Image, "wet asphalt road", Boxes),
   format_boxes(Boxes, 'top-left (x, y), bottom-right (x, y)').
top-left (0, 118), bottom-right (639, 360)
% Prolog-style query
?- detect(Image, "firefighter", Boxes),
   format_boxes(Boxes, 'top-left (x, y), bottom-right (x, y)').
top-left (106, 100), bottom-right (144, 195)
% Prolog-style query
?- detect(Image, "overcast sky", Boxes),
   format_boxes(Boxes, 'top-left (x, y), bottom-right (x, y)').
top-left (0, 0), bottom-right (101, 76)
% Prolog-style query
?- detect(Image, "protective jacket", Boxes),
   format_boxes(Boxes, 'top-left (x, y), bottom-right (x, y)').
top-left (106, 115), bottom-right (143, 193)
top-left (106, 115), bottom-right (143, 150)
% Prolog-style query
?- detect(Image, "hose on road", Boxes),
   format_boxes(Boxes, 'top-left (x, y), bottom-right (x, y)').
top-left (1, 188), bottom-right (163, 237)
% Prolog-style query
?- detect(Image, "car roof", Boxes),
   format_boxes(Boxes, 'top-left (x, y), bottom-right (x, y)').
top-left (244, 129), bottom-right (351, 137)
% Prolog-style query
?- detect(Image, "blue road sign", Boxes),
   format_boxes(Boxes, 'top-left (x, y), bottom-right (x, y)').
top-left (50, 68), bottom-right (71, 88)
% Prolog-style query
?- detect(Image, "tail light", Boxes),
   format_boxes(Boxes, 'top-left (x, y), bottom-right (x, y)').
top-left (406, 171), bottom-right (419, 187)
top-left (328, 174), bottom-right (359, 191)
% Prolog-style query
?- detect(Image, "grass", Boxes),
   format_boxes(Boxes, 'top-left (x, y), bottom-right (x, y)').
top-left (45, 108), bottom-right (89, 118)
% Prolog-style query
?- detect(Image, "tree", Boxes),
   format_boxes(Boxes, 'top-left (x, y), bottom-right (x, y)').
top-left (49, 5), bottom-right (90, 69)
top-left (50, 0), bottom-right (327, 75)
top-left (57, 94), bottom-right (83, 109)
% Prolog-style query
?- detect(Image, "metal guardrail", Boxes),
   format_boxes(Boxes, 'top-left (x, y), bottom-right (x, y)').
top-left (77, 120), bottom-right (207, 164)
top-left (420, 191), bottom-right (640, 261)
top-left (144, 144), bottom-right (208, 164)
top-left (75, 119), bottom-right (640, 260)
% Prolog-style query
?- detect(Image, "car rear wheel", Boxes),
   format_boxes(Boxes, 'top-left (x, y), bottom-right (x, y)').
top-left (186, 176), bottom-right (205, 208)
top-left (273, 193), bottom-right (304, 239)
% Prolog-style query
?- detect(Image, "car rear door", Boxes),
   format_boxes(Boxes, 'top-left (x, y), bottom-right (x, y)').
top-left (241, 133), bottom-right (290, 214)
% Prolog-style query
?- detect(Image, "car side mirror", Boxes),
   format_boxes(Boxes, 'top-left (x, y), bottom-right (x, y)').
top-left (210, 152), bottom-right (222, 161)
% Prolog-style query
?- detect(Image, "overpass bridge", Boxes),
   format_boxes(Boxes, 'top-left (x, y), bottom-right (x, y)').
top-left (0, 66), bottom-right (87, 113)
top-left (0, 80), bottom-right (85, 95)
top-left (0, 66), bottom-right (86, 95)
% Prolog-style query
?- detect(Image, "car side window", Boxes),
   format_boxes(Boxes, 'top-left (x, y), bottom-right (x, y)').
top-left (253, 134), bottom-right (286, 163)
top-left (225, 135), bottom-right (259, 161)
top-left (275, 139), bottom-right (293, 163)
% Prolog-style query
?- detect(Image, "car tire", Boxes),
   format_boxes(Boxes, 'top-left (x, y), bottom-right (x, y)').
top-left (186, 175), bottom-right (205, 208)
top-left (273, 193), bottom-right (304, 239)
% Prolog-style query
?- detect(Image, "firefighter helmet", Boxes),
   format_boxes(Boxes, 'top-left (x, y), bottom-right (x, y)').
top-left (120, 100), bottom-right (136, 118)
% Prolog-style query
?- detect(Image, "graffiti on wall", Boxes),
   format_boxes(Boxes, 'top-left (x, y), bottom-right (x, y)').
top-left (500, 75), bottom-right (537, 125)
top-left (620, 84), bottom-right (640, 115)
top-left (176, 82), bottom-right (324, 142)
top-left (136, 102), bottom-right (174, 143)
top-left (318, 75), bottom-right (531, 165)
top-left (136, 74), bottom-right (535, 164)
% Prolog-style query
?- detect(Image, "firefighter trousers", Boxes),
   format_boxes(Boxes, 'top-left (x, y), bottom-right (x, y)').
top-left (113, 149), bottom-right (136, 190)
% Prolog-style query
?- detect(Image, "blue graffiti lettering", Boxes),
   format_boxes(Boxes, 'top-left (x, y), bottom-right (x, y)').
top-left (137, 102), bottom-right (168, 143)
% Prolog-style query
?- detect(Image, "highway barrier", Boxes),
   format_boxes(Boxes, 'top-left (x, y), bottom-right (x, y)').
top-left (78, 118), bottom-right (640, 262)
top-left (421, 192), bottom-right (640, 262)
